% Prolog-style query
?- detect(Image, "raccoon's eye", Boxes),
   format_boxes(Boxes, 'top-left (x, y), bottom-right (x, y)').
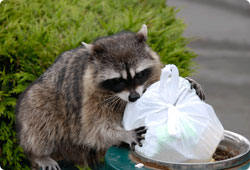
top-left (100, 78), bottom-right (126, 93)
top-left (134, 68), bottom-right (152, 85)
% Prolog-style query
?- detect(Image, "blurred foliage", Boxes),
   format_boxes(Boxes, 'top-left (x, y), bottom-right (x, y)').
top-left (0, 0), bottom-right (196, 169)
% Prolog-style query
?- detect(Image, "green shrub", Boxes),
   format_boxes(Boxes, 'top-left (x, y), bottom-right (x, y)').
top-left (0, 0), bottom-right (196, 169)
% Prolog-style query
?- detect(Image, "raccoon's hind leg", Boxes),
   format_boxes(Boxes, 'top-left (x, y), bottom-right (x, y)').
top-left (31, 156), bottom-right (61, 170)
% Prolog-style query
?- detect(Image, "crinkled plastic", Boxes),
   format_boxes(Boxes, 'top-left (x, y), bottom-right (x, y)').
top-left (122, 64), bottom-right (224, 163)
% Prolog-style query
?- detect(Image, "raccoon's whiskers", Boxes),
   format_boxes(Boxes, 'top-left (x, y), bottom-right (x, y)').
top-left (107, 97), bottom-right (118, 109)
top-left (101, 95), bottom-right (116, 105)
top-left (115, 98), bottom-right (123, 111)
top-left (109, 97), bottom-right (122, 111)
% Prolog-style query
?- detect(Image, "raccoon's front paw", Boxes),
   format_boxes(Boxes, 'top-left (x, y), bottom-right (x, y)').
top-left (185, 77), bottom-right (206, 101)
top-left (127, 126), bottom-right (147, 151)
top-left (34, 157), bottom-right (61, 170)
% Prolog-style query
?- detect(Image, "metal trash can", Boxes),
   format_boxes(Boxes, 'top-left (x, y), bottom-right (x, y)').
top-left (102, 131), bottom-right (250, 170)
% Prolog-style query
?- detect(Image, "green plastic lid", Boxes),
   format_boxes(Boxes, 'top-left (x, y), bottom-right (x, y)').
top-left (104, 145), bottom-right (151, 170)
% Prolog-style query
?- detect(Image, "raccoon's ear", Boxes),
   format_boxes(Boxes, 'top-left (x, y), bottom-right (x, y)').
top-left (82, 42), bottom-right (105, 54)
top-left (136, 24), bottom-right (147, 42)
top-left (92, 44), bottom-right (106, 54)
top-left (81, 42), bottom-right (94, 53)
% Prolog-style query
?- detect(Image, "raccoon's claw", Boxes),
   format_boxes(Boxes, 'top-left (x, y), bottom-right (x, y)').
top-left (34, 157), bottom-right (61, 170)
top-left (129, 126), bottom-right (147, 150)
top-left (185, 77), bottom-right (206, 101)
top-left (41, 165), bottom-right (61, 170)
top-left (131, 142), bottom-right (136, 151)
top-left (135, 126), bottom-right (147, 136)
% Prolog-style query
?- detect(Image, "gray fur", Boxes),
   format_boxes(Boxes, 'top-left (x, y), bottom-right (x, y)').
top-left (15, 26), bottom-right (162, 170)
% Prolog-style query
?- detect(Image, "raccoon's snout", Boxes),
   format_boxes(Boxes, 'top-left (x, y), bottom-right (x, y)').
top-left (128, 92), bottom-right (140, 102)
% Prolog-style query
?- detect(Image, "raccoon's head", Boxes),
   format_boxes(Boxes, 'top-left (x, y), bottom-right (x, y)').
top-left (83, 25), bottom-right (161, 102)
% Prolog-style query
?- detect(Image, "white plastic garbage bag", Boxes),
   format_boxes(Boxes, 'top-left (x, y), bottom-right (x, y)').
top-left (123, 64), bottom-right (224, 163)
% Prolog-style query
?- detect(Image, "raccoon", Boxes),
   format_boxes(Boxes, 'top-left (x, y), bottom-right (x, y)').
top-left (15, 25), bottom-right (205, 170)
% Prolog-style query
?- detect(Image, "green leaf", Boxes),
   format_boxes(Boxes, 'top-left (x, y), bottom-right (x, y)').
top-left (14, 72), bottom-right (36, 83)
top-left (10, 83), bottom-right (28, 94)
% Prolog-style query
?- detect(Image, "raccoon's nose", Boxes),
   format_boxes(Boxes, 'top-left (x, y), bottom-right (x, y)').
top-left (128, 92), bottom-right (140, 102)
